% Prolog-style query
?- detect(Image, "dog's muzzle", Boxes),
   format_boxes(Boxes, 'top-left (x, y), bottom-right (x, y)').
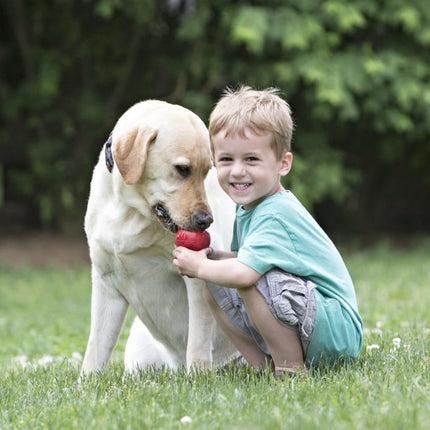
top-left (152, 204), bottom-right (179, 233)
top-left (152, 204), bottom-right (213, 233)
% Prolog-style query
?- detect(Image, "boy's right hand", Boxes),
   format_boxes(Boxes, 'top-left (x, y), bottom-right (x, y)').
top-left (172, 246), bottom-right (211, 278)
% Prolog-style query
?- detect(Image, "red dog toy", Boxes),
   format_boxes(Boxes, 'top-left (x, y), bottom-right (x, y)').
top-left (175, 229), bottom-right (211, 251)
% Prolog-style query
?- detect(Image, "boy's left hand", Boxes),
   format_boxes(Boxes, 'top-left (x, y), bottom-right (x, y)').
top-left (172, 246), bottom-right (211, 278)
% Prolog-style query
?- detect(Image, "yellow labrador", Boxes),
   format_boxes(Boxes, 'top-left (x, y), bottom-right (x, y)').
top-left (81, 100), bottom-right (238, 374)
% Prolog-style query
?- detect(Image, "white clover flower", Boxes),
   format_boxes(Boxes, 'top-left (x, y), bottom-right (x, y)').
top-left (67, 351), bottom-right (83, 366)
top-left (366, 344), bottom-right (380, 353)
top-left (180, 416), bottom-right (192, 424)
top-left (371, 328), bottom-right (383, 336)
top-left (37, 355), bottom-right (54, 367)
top-left (392, 338), bottom-right (401, 348)
top-left (72, 351), bottom-right (83, 361)
top-left (12, 355), bottom-right (29, 368)
top-left (376, 321), bottom-right (383, 329)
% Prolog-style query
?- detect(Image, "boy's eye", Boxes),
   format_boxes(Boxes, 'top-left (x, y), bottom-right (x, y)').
top-left (246, 156), bottom-right (259, 162)
top-left (218, 157), bottom-right (232, 162)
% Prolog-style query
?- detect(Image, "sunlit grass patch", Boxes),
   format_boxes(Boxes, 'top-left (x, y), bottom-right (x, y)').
top-left (1, 238), bottom-right (429, 429)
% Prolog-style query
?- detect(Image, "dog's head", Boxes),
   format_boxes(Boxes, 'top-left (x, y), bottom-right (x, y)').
top-left (111, 101), bottom-right (214, 233)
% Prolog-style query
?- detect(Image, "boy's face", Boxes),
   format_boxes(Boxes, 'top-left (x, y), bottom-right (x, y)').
top-left (212, 129), bottom-right (292, 210)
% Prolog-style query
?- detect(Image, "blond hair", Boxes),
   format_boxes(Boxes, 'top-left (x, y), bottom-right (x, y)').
top-left (208, 86), bottom-right (294, 159)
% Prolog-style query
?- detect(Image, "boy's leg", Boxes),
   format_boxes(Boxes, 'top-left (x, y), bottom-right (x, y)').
top-left (203, 285), bottom-right (272, 370)
top-left (238, 285), bottom-right (306, 373)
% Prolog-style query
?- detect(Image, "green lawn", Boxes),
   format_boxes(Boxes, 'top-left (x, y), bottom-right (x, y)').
top-left (1, 239), bottom-right (429, 429)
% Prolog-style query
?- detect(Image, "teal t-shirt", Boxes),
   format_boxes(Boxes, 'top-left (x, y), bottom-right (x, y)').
top-left (232, 190), bottom-right (362, 366)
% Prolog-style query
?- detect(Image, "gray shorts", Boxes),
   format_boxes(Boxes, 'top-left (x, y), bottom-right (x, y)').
top-left (207, 269), bottom-right (316, 358)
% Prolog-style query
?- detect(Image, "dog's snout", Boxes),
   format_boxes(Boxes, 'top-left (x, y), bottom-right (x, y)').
top-left (193, 211), bottom-right (213, 231)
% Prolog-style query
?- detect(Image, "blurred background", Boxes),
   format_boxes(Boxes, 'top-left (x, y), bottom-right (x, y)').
top-left (1, 0), bottom-right (429, 244)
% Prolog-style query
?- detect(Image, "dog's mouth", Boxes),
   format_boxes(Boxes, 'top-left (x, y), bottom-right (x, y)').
top-left (152, 203), bottom-right (179, 233)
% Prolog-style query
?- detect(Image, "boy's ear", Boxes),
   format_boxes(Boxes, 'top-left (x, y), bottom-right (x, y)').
top-left (279, 152), bottom-right (293, 176)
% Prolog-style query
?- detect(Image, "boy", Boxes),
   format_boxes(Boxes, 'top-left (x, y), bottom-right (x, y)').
top-left (173, 86), bottom-right (362, 377)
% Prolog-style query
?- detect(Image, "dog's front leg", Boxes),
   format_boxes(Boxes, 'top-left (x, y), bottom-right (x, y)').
top-left (81, 271), bottom-right (129, 375)
top-left (184, 277), bottom-right (216, 370)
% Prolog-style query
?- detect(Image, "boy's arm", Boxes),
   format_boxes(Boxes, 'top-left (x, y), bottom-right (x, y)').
top-left (173, 247), bottom-right (261, 289)
top-left (208, 249), bottom-right (237, 260)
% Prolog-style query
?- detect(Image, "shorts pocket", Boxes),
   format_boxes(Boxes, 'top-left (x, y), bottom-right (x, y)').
top-left (271, 282), bottom-right (307, 328)
top-left (265, 271), bottom-right (316, 349)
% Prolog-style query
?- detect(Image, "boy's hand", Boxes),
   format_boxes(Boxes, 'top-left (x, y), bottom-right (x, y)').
top-left (172, 246), bottom-right (211, 278)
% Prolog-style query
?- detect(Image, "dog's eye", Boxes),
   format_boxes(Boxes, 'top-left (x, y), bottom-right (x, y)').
top-left (175, 165), bottom-right (191, 178)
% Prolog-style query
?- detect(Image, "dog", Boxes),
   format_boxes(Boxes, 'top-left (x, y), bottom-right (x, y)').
top-left (81, 100), bottom-right (238, 374)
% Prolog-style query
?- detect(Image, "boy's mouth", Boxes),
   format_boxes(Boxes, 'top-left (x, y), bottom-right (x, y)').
top-left (231, 183), bottom-right (251, 191)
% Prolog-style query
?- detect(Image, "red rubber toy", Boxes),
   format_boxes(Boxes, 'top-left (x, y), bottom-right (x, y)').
top-left (175, 229), bottom-right (211, 251)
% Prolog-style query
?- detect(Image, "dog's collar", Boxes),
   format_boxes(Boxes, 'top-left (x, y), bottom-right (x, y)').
top-left (105, 133), bottom-right (114, 173)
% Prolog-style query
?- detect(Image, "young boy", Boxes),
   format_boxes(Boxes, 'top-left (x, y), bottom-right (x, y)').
top-left (173, 86), bottom-right (362, 377)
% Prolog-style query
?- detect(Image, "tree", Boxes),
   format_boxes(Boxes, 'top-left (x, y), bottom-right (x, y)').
top-left (1, 0), bottom-right (429, 234)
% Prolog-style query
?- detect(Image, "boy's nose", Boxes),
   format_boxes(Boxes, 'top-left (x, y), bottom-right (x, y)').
top-left (231, 161), bottom-right (245, 177)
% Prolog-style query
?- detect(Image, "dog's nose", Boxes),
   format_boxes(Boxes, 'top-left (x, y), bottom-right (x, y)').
top-left (192, 211), bottom-right (213, 231)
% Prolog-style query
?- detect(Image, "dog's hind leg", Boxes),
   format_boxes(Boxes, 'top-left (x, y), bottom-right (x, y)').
top-left (124, 317), bottom-right (178, 372)
top-left (185, 277), bottom-right (216, 370)
top-left (81, 271), bottom-right (129, 374)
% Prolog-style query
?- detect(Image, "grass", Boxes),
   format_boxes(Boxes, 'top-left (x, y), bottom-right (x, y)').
top-left (1, 238), bottom-right (430, 429)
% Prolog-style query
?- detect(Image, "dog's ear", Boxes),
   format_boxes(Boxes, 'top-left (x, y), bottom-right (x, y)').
top-left (112, 126), bottom-right (158, 185)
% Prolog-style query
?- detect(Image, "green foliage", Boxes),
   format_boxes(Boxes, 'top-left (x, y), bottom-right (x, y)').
top-left (1, 0), bottom-right (429, 232)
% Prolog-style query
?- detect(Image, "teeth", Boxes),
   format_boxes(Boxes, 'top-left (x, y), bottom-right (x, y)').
top-left (233, 183), bottom-right (250, 190)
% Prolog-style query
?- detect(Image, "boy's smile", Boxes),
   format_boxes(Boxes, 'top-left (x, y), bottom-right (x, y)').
top-left (213, 129), bottom-right (292, 210)
top-left (232, 183), bottom-right (251, 191)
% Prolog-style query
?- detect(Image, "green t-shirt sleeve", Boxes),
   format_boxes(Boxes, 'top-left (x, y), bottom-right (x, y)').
top-left (237, 216), bottom-right (307, 275)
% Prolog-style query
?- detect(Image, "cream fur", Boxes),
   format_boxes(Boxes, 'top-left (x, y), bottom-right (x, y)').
top-left (81, 100), bottom-right (238, 374)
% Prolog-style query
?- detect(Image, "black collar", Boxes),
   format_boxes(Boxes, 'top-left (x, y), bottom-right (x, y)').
top-left (105, 133), bottom-right (114, 172)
